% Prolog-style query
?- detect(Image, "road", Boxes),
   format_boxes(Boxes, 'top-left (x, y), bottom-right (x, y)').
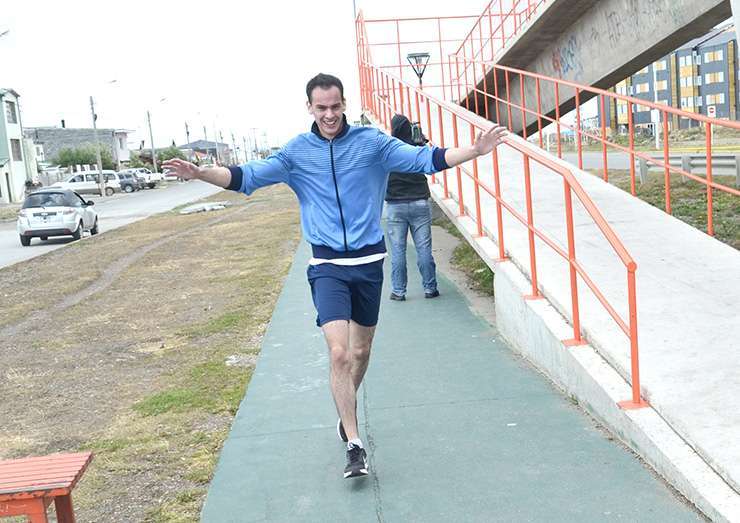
top-left (0, 180), bottom-right (223, 269)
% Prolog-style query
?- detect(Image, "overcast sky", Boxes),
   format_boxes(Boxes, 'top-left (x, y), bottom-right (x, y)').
top-left (1, 0), bottom-right (484, 152)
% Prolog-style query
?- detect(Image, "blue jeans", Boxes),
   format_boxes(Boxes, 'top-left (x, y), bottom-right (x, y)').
top-left (386, 199), bottom-right (437, 296)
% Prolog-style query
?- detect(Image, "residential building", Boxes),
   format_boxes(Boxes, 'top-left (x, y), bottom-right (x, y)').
top-left (177, 140), bottom-right (233, 164)
top-left (0, 88), bottom-right (30, 204)
top-left (603, 23), bottom-right (739, 132)
top-left (24, 126), bottom-right (131, 170)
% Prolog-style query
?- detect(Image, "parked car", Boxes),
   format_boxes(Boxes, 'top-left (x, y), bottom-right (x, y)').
top-left (50, 171), bottom-right (121, 196)
top-left (118, 167), bottom-right (162, 189)
top-left (117, 172), bottom-right (141, 193)
top-left (162, 168), bottom-right (181, 181)
top-left (17, 189), bottom-right (98, 246)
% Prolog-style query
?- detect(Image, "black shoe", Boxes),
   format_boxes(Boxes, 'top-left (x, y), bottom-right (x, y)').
top-left (425, 290), bottom-right (440, 299)
top-left (344, 444), bottom-right (368, 478)
top-left (389, 292), bottom-right (406, 301)
top-left (337, 418), bottom-right (348, 443)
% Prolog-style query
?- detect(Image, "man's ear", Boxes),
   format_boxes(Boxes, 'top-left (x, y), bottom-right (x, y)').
top-left (306, 100), bottom-right (313, 114)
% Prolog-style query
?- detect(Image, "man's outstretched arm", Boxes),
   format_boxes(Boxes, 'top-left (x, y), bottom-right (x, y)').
top-left (444, 124), bottom-right (508, 168)
top-left (160, 159), bottom-right (231, 187)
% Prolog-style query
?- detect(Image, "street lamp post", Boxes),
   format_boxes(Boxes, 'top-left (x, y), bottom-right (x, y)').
top-left (407, 52), bottom-right (431, 88)
top-left (89, 96), bottom-right (106, 196)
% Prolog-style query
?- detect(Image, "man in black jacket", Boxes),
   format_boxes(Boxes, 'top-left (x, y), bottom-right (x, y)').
top-left (385, 114), bottom-right (439, 301)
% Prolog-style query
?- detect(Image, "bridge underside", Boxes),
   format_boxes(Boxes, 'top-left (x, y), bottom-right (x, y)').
top-left (462, 0), bottom-right (732, 135)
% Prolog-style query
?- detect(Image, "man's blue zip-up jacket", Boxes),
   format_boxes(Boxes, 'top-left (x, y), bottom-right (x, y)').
top-left (227, 117), bottom-right (448, 259)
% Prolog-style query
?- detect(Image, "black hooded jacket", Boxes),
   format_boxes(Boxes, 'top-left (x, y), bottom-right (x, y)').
top-left (385, 114), bottom-right (432, 201)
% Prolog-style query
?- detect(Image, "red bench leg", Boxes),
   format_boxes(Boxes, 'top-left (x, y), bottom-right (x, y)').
top-left (26, 498), bottom-right (49, 523)
top-left (54, 494), bottom-right (76, 523)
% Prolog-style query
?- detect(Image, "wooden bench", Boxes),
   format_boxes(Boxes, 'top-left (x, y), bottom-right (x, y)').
top-left (0, 452), bottom-right (92, 523)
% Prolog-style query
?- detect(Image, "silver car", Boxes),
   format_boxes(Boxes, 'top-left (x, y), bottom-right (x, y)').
top-left (17, 189), bottom-right (99, 246)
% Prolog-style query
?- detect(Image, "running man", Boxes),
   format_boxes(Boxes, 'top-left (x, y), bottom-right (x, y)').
top-left (162, 73), bottom-right (507, 479)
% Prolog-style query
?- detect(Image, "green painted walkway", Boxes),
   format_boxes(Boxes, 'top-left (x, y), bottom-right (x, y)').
top-left (202, 240), bottom-right (701, 522)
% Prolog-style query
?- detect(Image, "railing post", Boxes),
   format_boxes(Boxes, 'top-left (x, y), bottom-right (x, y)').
top-left (493, 67), bottom-right (500, 123)
top-left (470, 125), bottom-right (483, 237)
top-left (522, 155), bottom-right (542, 300)
top-left (452, 114), bottom-right (465, 216)
top-left (663, 111), bottom-right (672, 214)
top-left (562, 179), bottom-right (585, 346)
top-left (426, 96), bottom-right (435, 184)
top-left (555, 81), bottom-right (562, 158)
top-left (455, 55), bottom-right (462, 103)
top-left (618, 265), bottom-right (648, 410)
top-left (600, 95), bottom-right (608, 181)
top-left (575, 88), bottom-right (583, 170)
top-left (438, 18), bottom-right (446, 102)
top-left (505, 69), bottom-right (513, 131)
top-left (438, 105), bottom-right (449, 198)
top-left (519, 72), bottom-right (528, 139)
top-left (492, 148), bottom-right (507, 261)
top-left (471, 36), bottom-right (480, 115)
top-left (706, 123), bottom-right (714, 236)
top-left (628, 102), bottom-right (636, 196)
top-left (482, 60), bottom-right (490, 121)
top-left (536, 77), bottom-right (543, 148)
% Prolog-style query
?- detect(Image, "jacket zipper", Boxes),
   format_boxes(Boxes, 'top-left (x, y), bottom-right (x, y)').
top-left (329, 140), bottom-right (349, 251)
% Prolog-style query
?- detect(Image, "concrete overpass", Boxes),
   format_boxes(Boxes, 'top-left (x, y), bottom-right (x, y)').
top-left (459, 0), bottom-right (733, 134)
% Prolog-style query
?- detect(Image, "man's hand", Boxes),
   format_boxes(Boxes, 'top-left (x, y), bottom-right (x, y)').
top-left (444, 124), bottom-right (508, 168)
top-left (472, 124), bottom-right (508, 156)
top-left (161, 159), bottom-right (201, 180)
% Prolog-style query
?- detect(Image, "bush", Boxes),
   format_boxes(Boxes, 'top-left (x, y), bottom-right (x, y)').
top-left (54, 144), bottom-right (115, 170)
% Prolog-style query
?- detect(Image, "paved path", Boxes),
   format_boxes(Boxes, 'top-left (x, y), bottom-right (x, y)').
top-left (202, 240), bottom-right (700, 522)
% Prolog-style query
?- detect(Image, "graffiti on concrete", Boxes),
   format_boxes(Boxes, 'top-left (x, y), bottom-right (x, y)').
top-left (551, 35), bottom-right (583, 79)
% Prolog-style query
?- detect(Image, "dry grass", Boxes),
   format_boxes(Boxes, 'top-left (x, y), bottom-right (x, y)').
top-left (0, 185), bottom-right (301, 522)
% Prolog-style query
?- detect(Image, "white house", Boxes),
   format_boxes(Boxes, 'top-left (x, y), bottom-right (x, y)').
top-left (0, 88), bottom-right (29, 204)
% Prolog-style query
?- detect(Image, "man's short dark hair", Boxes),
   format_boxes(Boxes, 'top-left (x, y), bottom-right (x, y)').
top-left (306, 73), bottom-right (344, 103)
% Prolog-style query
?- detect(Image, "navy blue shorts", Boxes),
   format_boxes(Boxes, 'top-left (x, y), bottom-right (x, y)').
top-left (306, 260), bottom-right (384, 327)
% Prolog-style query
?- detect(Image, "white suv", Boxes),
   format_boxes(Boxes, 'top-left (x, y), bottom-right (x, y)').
top-left (51, 171), bottom-right (121, 196)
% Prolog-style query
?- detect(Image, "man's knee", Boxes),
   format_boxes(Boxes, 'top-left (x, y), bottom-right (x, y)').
top-left (329, 344), bottom-right (351, 370)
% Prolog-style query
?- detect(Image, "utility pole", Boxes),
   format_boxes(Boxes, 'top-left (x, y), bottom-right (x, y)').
top-left (203, 125), bottom-right (210, 163)
top-left (213, 121), bottom-right (221, 164)
top-left (147, 110), bottom-right (158, 173)
top-left (184, 121), bottom-right (191, 161)
top-left (231, 131), bottom-right (237, 163)
top-left (251, 127), bottom-right (259, 159)
top-left (89, 96), bottom-right (106, 196)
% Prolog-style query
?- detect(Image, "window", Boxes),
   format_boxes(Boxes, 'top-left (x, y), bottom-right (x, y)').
top-left (680, 76), bottom-right (694, 87)
top-left (617, 104), bottom-right (627, 115)
top-left (5, 101), bottom-right (18, 124)
top-left (704, 49), bottom-right (724, 63)
top-left (635, 82), bottom-right (650, 93)
top-left (637, 66), bottom-right (649, 74)
top-left (655, 60), bottom-right (667, 71)
top-left (705, 93), bottom-right (726, 105)
top-left (10, 139), bottom-right (22, 161)
top-left (118, 137), bottom-right (125, 149)
top-left (680, 97), bottom-right (694, 108)
top-left (695, 96), bottom-right (703, 107)
top-left (705, 72), bottom-right (725, 84)
top-left (655, 80), bottom-right (668, 90)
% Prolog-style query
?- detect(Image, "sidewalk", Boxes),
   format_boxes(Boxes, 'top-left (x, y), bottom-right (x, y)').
top-left (201, 238), bottom-right (700, 521)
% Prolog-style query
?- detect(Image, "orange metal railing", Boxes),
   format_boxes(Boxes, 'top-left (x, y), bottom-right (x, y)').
top-left (451, 0), bottom-right (549, 91)
top-left (357, 10), bottom-right (648, 409)
top-left (453, 58), bottom-right (740, 237)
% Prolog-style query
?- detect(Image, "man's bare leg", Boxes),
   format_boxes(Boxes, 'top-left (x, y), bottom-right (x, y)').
top-left (349, 320), bottom-right (376, 391)
top-left (322, 320), bottom-right (360, 441)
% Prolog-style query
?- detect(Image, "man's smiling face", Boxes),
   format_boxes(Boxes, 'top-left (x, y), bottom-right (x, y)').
top-left (307, 86), bottom-right (346, 140)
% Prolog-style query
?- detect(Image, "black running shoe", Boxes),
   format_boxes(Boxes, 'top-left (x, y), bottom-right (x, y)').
top-left (389, 292), bottom-right (405, 301)
top-left (337, 418), bottom-right (348, 443)
top-left (344, 444), bottom-right (368, 478)
top-left (425, 290), bottom-right (440, 299)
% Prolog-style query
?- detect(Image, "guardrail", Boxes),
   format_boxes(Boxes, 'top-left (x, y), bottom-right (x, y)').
top-left (357, 10), bottom-right (648, 409)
